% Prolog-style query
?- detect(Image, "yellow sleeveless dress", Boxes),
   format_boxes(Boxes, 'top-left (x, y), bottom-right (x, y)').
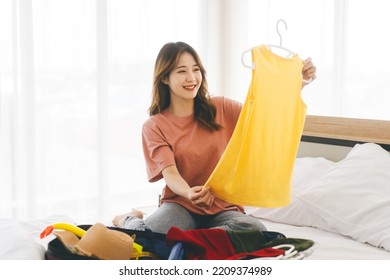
top-left (205, 45), bottom-right (306, 207)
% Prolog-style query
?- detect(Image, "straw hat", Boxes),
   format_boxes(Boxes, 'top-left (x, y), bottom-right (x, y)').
top-left (54, 223), bottom-right (133, 260)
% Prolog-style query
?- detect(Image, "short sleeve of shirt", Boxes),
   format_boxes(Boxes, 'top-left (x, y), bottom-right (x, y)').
top-left (221, 96), bottom-right (242, 129)
top-left (142, 121), bottom-right (176, 182)
top-left (213, 96), bottom-right (242, 134)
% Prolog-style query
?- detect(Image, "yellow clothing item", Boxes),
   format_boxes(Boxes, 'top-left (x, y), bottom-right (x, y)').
top-left (205, 45), bottom-right (306, 207)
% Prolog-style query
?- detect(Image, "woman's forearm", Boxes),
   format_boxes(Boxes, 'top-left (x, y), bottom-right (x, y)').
top-left (162, 165), bottom-right (192, 199)
top-left (162, 165), bottom-right (214, 208)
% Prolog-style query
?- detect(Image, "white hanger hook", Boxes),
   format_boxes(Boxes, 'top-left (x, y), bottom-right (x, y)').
top-left (276, 19), bottom-right (288, 46)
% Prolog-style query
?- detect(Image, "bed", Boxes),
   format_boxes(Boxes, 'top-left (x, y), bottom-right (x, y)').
top-left (246, 115), bottom-right (390, 259)
top-left (1, 115), bottom-right (390, 260)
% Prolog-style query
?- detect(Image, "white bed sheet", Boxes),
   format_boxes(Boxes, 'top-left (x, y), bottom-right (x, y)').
top-left (0, 215), bottom-right (75, 260)
top-left (261, 219), bottom-right (390, 260)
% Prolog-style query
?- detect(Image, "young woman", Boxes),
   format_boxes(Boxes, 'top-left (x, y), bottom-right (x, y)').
top-left (113, 42), bottom-right (316, 234)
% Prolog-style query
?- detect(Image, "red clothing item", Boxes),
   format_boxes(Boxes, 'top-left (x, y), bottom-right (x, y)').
top-left (142, 96), bottom-right (244, 215)
top-left (166, 226), bottom-right (284, 260)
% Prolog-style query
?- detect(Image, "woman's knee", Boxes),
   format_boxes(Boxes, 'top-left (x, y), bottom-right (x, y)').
top-left (145, 202), bottom-right (197, 234)
top-left (214, 212), bottom-right (267, 231)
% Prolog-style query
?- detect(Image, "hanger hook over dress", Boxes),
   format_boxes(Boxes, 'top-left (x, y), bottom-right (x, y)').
top-left (276, 19), bottom-right (288, 46)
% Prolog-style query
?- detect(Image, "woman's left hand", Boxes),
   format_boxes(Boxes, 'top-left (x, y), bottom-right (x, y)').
top-left (302, 57), bottom-right (317, 87)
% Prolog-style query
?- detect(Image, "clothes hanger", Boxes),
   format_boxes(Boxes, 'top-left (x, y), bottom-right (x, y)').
top-left (241, 19), bottom-right (312, 84)
top-left (265, 19), bottom-right (295, 57)
top-left (241, 19), bottom-right (295, 69)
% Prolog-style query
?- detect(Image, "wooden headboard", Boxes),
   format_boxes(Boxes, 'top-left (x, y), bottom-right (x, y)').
top-left (298, 115), bottom-right (390, 161)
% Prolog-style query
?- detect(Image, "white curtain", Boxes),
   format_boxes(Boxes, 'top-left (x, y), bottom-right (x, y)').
top-left (0, 0), bottom-right (204, 222)
top-left (1, 0), bottom-right (389, 222)
top-left (226, 0), bottom-right (390, 120)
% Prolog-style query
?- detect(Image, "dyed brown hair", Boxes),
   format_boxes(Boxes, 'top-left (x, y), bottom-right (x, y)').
top-left (148, 42), bottom-right (221, 132)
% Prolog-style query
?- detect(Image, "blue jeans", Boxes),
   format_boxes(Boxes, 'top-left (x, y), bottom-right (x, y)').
top-left (123, 202), bottom-right (267, 234)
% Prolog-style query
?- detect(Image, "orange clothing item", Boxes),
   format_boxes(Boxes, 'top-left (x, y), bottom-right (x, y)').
top-left (142, 96), bottom-right (244, 215)
top-left (205, 45), bottom-right (307, 207)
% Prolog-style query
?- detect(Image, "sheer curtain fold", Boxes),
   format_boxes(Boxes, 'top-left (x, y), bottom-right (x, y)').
top-left (96, 0), bottom-right (109, 221)
top-left (18, 0), bottom-right (37, 219)
top-left (1, 0), bottom-right (37, 219)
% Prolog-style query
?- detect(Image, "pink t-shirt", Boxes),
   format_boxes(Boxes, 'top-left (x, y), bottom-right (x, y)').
top-left (142, 96), bottom-right (244, 215)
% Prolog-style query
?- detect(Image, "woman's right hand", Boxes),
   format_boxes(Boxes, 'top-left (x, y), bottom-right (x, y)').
top-left (188, 186), bottom-right (215, 208)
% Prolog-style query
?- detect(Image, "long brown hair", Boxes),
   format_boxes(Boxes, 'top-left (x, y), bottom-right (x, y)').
top-left (148, 42), bottom-right (221, 132)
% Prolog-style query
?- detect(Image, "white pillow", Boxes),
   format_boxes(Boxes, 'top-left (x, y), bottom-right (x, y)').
top-left (0, 215), bottom-right (75, 260)
top-left (0, 219), bottom-right (45, 260)
top-left (296, 143), bottom-right (390, 251)
top-left (245, 156), bottom-right (336, 231)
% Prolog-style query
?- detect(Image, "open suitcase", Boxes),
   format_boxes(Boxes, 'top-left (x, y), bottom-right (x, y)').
top-left (44, 224), bottom-right (174, 260)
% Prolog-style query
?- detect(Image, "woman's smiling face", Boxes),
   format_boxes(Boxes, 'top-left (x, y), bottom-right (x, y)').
top-left (164, 52), bottom-right (202, 102)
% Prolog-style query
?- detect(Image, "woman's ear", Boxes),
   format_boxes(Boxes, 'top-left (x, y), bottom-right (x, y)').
top-left (162, 78), bottom-right (169, 85)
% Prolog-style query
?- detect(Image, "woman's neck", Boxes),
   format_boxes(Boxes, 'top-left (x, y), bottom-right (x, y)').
top-left (168, 99), bottom-right (194, 117)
